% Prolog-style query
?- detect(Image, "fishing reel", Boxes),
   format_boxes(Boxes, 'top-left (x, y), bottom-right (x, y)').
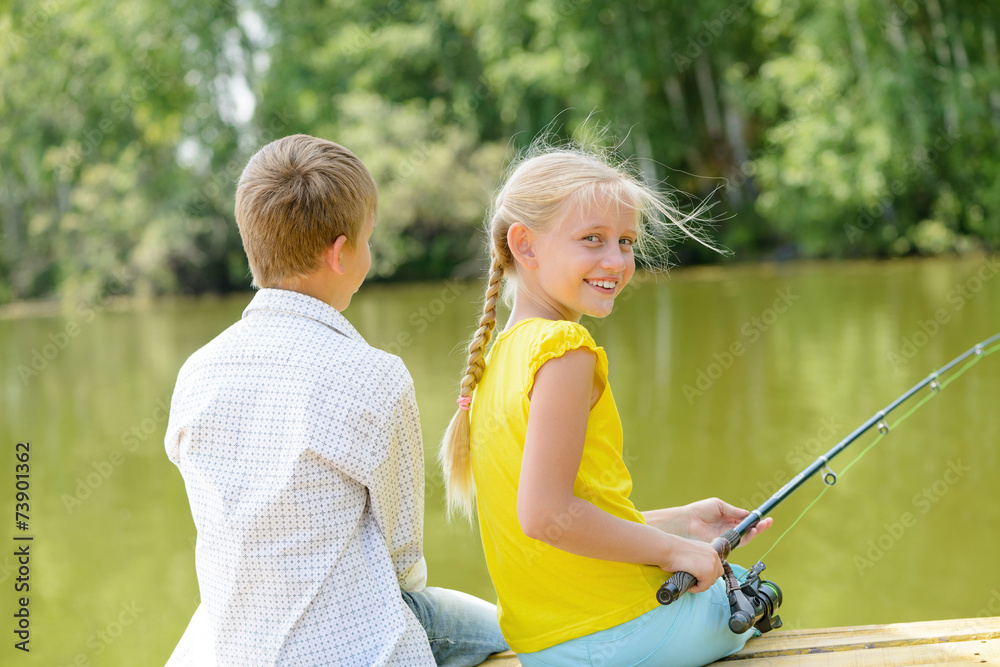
top-left (725, 560), bottom-right (782, 634)
top-left (656, 530), bottom-right (782, 634)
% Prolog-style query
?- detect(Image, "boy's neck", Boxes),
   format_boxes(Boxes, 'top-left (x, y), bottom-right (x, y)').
top-left (276, 272), bottom-right (343, 312)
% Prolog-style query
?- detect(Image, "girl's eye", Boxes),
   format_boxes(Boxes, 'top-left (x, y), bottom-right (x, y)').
top-left (583, 234), bottom-right (601, 242)
top-left (620, 237), bottom-right (635, 247)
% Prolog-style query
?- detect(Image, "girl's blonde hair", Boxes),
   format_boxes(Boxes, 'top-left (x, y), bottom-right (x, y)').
top-left (440, 140), bottom-right (720, 518)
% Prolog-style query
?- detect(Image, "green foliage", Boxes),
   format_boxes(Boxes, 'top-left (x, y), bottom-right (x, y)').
top-left (746, 0), bottom-right (999, 258)
top-left (1, 0), bottom-right (997, 304)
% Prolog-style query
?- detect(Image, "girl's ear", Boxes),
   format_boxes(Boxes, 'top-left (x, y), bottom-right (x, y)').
top-left (507, 223), bottom-right (538, 271)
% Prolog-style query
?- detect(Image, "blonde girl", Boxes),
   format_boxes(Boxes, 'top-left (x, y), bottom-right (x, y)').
top-left (440, 144), bottom-right (773, 667)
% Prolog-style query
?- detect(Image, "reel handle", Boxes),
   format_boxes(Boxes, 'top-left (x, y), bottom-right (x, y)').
top-left (729, 609), bottom-right (755, 634)
top-left (655, 528), bottom-right (742, 605)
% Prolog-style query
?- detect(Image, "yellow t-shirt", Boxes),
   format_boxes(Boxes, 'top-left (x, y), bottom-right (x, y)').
top-left (470, 318), bottom-right (667, 653)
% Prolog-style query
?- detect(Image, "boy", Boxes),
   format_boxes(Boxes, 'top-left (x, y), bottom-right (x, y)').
top-left (164, 135), bottom-right (506, 666)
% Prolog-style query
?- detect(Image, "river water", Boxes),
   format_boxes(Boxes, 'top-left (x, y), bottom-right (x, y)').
top-left (1, 257), bottom-right (998, 665)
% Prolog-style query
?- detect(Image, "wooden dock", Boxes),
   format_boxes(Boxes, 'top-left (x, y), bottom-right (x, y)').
top-left (480, 616), bottom-right (1000, 665)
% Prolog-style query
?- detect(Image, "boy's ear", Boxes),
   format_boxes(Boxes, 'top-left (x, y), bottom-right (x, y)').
top-left (507, 223), bottom-right (538, 270)
top-left (322, 235), bottom-right (350, 275)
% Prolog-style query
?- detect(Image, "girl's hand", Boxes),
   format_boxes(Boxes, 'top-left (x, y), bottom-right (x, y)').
top-left (661, 536), bottom-right (724, 594)
top-left (518, 349), bottom-right (734, 580)
top-left (684, 498), bottom-right (774, 546)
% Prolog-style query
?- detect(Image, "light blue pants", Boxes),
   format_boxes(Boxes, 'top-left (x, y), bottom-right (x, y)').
top-left (516, 569), bottom-right (760, 667)
top-left (402, 586), bottom-right (509, 667)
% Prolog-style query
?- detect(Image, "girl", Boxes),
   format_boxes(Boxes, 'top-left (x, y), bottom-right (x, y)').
top-left (440, 144), bottom-right (773, 667)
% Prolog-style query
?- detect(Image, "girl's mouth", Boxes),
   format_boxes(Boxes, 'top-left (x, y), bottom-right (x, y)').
top-left (585, 279), bottom-right (617, 293)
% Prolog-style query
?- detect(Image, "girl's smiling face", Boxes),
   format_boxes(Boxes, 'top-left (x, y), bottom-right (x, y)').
top-left (511, 193), bottom-right (637, 322)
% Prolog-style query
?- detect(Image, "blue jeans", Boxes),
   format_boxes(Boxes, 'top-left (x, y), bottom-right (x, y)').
top-left (402, 586), bottom-right (509, 667)
top-left (517, 566), bottom-right (760, 667)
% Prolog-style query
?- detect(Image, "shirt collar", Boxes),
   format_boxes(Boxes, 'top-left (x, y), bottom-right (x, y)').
top-left (242, 288), bottom-right (364, 342)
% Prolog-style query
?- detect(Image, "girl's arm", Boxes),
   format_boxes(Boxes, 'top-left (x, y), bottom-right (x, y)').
top-left (517, 348), bottom-right (723, 593)
top-left (644, 501), bottom-right (773, 545)
top-left (641, 507), bottom-right (692, 537)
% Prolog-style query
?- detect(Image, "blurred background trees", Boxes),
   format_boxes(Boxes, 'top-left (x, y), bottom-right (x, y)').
top-left (1, 0), bottom-right (997, 304)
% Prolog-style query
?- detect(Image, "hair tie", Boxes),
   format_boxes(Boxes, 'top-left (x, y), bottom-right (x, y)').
top-left (456, 395), bottom-right (472, 411)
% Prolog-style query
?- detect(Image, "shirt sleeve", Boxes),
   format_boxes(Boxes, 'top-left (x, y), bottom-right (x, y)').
top-left (365, 364), bottom-right (427, 592)
top-left (525, 320), bottom-right (609, 400)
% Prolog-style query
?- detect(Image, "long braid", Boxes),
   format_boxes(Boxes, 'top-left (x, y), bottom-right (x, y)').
top-left (440, 143), bottom-right (722, 520)
top-left (459, 257), bottom-right (503, 398)
top-left (440, 254), bottom-right (504, 518)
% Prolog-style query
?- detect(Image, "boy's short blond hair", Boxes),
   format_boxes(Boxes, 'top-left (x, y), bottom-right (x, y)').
top-left (235, 134), bottom-right (377, 288)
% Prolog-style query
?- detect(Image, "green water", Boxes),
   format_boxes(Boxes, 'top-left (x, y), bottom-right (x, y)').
top-left (1, 257), bottom-right (999, 665)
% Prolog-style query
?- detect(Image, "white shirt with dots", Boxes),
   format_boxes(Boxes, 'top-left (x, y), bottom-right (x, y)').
top-left (164, 288), bottom-right (433, 666)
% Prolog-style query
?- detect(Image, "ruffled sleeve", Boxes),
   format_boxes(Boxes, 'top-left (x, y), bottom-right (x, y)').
top-left (525, 320), bottom-right (609, 400)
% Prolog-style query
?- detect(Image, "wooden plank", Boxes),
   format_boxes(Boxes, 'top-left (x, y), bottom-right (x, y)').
top-left (483, 640), bottom-right (1000, 666)
top-left (724, 617), bottom-right (1000, 658)
top-left (478, 617), bottom-right (1000, 666)
top-left (723, 636), bottom-right (1000, 666)
top-left (742, 617), bottom-right (1000, 643)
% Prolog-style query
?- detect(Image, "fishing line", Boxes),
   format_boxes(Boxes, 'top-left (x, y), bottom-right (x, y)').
top-left (657, 333), bottom-right (1000, 623)
top-left (748, 338), bottom-right (1000, 567)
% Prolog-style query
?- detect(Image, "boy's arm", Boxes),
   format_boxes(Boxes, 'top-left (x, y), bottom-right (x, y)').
top-left (366, 373), bottom-right (427, 592)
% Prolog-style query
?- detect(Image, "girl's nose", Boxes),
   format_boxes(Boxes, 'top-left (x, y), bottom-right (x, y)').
top-left (601, 245), bottom-right (627, 272)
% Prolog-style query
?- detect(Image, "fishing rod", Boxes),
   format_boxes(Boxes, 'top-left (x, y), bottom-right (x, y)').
top-left (654, 331), bottom-right (1000, 634)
